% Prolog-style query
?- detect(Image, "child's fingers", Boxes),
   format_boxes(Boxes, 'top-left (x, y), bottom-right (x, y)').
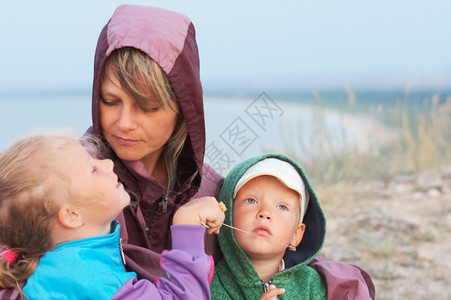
top-left (204, 202), bottom-right (225, 225)
top-left (188, 197), bottom-right (225, 233)
top-left (204, 216), bottom-right (224, 234)
top-left (207, 226), bottom-right (221, 235)
top-left (259, 285), bottom-right (285, 300)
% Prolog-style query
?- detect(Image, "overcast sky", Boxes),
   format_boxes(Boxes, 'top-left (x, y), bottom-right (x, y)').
top-left (1, 0), bottom-right (450, 94)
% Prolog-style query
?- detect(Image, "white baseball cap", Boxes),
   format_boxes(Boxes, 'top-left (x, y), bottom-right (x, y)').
top-left (233, 158), bottom-right (309, 221)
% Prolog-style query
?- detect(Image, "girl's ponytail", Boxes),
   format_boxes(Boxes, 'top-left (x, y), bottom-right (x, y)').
top-left (0, 248), bottom-right (39, 285)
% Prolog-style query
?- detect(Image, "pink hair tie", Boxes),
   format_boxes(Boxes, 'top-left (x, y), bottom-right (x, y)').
top-left (2, 248), bottom-right (18, 264)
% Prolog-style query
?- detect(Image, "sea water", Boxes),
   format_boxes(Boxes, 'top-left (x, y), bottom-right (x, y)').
top-left (0, 91), bottom-right (382, 175)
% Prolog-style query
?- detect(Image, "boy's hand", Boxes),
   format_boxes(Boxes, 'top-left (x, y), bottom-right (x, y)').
top-left (259, 284), bottom-right (285, 300)
top-left (173, 197), bottom-right (225, 234)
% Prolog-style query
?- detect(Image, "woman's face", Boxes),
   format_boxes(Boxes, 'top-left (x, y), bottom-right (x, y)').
top-left (99, 67), bottom-right (178, 169)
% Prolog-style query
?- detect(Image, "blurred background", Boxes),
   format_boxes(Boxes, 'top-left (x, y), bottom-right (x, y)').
top-left (1, 1), bottom-right (451, 92)
top-left (1, 1), bottom-right (450, 298)
top-left (0, 0), bottom-right (451, 92)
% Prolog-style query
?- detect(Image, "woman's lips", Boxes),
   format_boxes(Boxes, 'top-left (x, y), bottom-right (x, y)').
top-left (116, 136), bottom-right (139, 146)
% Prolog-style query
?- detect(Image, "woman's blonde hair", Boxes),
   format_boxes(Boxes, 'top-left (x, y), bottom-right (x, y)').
top-left (0, 134), bottom-right (76, 295)
top-left (102, 47), bottom-right (188, 190)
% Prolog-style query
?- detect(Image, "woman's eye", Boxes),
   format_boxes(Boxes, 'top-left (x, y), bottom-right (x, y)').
top-left (277, 204), bottom-right (288, 211)
top-left (143, 105), bottom-right (161, 113)
top-left (100, 98), bottom-right (119, 106)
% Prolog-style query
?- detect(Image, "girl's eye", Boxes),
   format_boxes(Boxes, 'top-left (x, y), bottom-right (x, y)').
top-left (277, 204), bottom-right (288, 211)
top-left (245, 198), bottom-right (257, 204)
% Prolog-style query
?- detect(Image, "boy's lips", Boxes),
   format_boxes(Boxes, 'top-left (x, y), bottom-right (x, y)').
top-left (252, 225), bottom-right (272, 236)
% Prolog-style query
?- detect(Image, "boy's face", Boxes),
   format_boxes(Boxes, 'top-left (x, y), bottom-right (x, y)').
top-left (233, 175), bottom-right (305, 261)
top-left (58, 142), bottom-right (130, 228)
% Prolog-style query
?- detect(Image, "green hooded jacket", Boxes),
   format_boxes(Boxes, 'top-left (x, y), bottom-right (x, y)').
top-left (210, 154), bottom-right (327, 299)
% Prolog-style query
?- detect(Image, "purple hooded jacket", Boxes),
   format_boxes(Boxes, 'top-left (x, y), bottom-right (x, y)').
top-left (0, 4), bottom-right (374, 299)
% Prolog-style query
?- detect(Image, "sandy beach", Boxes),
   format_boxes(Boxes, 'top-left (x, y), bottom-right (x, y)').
top-left (318, 166), bottom-right (451, 299)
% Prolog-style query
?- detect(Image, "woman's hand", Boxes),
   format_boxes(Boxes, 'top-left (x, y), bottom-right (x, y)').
top-left (259, 284), bottom-right (285, 300)
top-left (173, 197), bottom-right (225, 234)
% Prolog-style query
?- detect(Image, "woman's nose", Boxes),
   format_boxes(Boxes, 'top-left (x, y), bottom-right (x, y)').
top-left (118, 105), bottom-right (138, 130)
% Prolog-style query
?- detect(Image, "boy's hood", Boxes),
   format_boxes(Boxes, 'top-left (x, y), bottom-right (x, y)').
top-left (217, 153), bottom-right (326, 281)
top-left (90, 4), bottom-right (204, 195)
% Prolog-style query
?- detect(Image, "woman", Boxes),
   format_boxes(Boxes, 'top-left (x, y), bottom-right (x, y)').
top-left (88, 4), bottom-right (224, 281)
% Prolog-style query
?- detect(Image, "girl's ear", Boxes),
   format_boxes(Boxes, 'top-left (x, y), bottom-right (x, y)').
top-left (57, 205), bottom-right (84, 229)
top-left (289, 223), bottom-right (306, 248)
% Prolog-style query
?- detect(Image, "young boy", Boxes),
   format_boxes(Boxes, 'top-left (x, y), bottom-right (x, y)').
top-left (210, 154), bottom-right (327, 299)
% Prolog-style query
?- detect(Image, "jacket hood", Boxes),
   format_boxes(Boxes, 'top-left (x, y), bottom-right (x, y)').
top-left (91, 4), bottom-right (204, 196)
top-left (217, 153), bottom-right (326, 284)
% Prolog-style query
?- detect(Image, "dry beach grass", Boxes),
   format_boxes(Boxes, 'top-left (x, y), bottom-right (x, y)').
top-left (288, 94), bottom-right (451, 299)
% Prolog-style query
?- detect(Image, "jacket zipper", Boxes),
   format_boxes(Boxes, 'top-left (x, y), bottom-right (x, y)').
top-left (144, 194), bottom-right (169, 234)
top-left (261, 278), bottom-right (273, 293)
top-left (162, 194), bottom-right (168, 212)
top-left (119, 238), bottom-right (126, 266)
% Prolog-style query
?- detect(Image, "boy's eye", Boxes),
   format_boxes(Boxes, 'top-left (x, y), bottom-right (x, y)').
top-left (245, 198), bottom-right (256, 204)
top-left (277, 204), bottom-right (288, 211)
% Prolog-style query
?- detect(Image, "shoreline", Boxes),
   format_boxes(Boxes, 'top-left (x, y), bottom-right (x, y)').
top-left (204, 97), bottom-right (395, 175)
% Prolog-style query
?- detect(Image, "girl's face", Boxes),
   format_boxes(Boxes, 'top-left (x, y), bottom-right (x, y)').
top-left (99, 67), bottom-right (178, 171)
top-left (61, 142), bottom-right (130, 228)
top-left (233, 175), bottom-right (305, 261)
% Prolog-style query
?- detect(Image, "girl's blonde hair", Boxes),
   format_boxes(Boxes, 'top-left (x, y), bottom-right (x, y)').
top-left (0, 134), bottom-right (77, 295)
top-left (102, 47), bottom-right (188, 190)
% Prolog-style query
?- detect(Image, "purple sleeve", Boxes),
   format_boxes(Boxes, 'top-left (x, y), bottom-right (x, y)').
top-left (195, 163), bottom-right (224, 264)
top-left (309, 255), bottom-right (376, 300)
top-left (0, 287), bottom-right (22, 299)
top-left (112, 225), bottom-right (214, 300)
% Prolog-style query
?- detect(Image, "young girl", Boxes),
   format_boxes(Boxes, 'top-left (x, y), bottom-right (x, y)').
top-left (0, 134), bottom-right (224, 299)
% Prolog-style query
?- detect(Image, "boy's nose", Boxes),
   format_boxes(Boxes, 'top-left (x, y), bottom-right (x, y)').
top-left (258, 210), bottom-right (271, 220)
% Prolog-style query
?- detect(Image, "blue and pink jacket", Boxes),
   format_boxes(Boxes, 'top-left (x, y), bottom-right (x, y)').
top-left (24, 221), bottom-right (214, 299)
